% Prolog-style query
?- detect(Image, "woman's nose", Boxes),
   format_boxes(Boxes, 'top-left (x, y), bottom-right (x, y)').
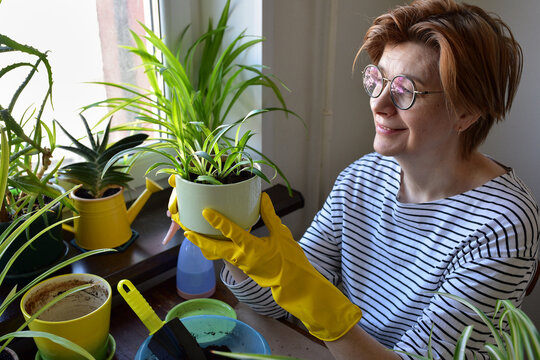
top-left (370, 81), bottom-right (395, 112)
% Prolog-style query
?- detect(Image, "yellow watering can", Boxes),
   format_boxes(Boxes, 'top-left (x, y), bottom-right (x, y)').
top-left (63, 178), bottom-right (163, 250)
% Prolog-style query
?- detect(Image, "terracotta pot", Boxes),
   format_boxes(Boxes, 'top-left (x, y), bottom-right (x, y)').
top-left (20, 273), bottom-right (112, 360)
top-left (174, 171), bottom-right (261, 238)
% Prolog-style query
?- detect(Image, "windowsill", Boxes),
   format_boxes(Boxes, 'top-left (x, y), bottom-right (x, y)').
top-left (0, 184), bottom-right (304, 335)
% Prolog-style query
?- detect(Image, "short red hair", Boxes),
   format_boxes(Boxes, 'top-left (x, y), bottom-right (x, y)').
top-left (357, 0), bottom-right (523, 157)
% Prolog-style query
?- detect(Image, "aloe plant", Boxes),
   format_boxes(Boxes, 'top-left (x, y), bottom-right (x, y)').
top-left (85, 0), bottom-right (300, 194)
top-left (394, 292), bottom-right (540, 360)
top-left (0, 33), bottom-right (65, 222)
top-left (56, 115), bottom-right (148, 198)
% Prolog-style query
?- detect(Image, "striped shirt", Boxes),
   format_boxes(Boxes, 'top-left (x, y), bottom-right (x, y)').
top-left (223, 153), bottom-right (539, 359)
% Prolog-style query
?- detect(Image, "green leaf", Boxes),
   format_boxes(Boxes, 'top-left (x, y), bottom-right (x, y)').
top-left (210, 351), bottom-right (302, 360)
top-left (0, 126), bottom-right (9, 211)
top-left (0, 331), bottom-right (94, 359)
top-left (437, 293), bottom-right (505, 350)
top-left (0, 285), bottom-right (16, 318)
top-left (392, 349), bottom-right (431, 360)
top-left (453, 325), bottom-right (474, 360)
top-left (194, 175), bottom-right (223, 185)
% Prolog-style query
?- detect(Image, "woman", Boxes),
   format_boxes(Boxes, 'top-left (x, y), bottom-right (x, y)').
top-left (176, 0), bottom-right (539, 358)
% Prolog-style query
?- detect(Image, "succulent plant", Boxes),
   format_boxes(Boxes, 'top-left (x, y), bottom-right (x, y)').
top-left (56, 114), bottom-right (148, 198)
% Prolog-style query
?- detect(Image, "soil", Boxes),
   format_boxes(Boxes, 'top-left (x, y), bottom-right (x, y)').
top-left (188, 171), bottom-right (254, 185)
top-left (74, 187), bottom-right (120, 199)
top-left (24, 278), bottom-right (109, 321)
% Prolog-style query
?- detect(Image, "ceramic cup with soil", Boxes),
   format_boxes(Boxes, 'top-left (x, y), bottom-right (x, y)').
top-left (20, 273), bottom-right (113, 360)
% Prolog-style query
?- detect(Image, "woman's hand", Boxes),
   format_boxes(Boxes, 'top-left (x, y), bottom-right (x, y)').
top-left (185, 192), bottom-right (363, 341)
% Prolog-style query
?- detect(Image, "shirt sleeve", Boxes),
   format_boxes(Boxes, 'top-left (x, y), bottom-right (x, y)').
top-left (220, 264), bottom-right (288, 318)
top-left (393, 256), bottom-right (537, 359)
top-left (298, 187), bottom-right (346, 285)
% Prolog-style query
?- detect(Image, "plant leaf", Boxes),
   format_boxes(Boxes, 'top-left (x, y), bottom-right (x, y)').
top-left (453, 325), bottom-right (474, 360)
top-left (0, 331), bottom-right (94, 359)
top-left (211, 351), bottom-right (302, 360)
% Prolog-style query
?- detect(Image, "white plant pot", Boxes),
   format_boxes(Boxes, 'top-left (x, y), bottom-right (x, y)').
top-left (175, 173), bottom-right (261, 238)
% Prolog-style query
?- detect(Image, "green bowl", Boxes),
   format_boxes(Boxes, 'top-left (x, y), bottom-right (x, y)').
top-left (165, 298), bottom-right (237, 322)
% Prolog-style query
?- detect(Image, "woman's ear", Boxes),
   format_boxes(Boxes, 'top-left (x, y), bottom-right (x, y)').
top-left (455, 110), bottom-right (481, 133)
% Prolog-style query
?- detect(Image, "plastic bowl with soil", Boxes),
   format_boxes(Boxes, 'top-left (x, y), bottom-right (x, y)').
top-left (134, 315), bottom-right (270, 359)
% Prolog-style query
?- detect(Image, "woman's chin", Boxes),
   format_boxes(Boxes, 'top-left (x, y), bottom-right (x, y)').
top-left (373, 141), bottom-right (401, 157)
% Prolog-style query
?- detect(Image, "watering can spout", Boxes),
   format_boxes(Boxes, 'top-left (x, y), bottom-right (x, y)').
top-left (127, 178), bottom-right (164, 224)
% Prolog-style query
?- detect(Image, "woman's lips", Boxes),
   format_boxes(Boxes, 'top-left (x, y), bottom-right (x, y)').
top-left (375, 122), bottom-right (406, 135)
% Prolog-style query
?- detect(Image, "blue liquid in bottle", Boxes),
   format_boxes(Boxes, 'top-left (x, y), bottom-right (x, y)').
top-left (176, 237), bottom-right (216, 299)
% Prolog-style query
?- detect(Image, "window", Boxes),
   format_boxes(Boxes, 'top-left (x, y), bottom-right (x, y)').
top-left (1, 0), bottom-right (263, 193)
top-left (0, 0), bottom-right (160, 168)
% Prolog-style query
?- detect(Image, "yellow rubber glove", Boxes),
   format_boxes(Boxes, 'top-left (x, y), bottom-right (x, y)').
top-left (184, 192), bottom-right (363, 341)
top-left (162, 175), bottom-right (186, 245)
top-left (167, 175), bottom-right (184, 229)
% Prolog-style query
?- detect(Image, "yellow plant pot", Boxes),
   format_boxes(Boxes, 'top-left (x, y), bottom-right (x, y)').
top-left (20, 273), bottom-right (112, 360)
top-left (70, 188), bottom-right (132, 250)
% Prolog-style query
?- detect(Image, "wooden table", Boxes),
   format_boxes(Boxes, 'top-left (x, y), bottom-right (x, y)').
top-left (110, 275), bottom-right (333, 360)
top-left (8, 271), bottom-right (332, 359)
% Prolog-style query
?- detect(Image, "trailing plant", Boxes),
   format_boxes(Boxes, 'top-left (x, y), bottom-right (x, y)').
top-left (394, 292), bottom-right (540, 360)
top-left (0, 33), bottom-right (66, 222)
top-left (56, 114), bottom-right (148, 198)
top-left (86, 0), bottom-right (300, 193)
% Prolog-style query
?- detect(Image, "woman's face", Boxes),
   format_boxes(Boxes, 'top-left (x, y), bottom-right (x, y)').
top-left (370, 42), bottom-right (459, 162)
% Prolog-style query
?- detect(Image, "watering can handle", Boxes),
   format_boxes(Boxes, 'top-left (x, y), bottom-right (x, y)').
top-left (62, 223), bottom-right (75, 233)
top-left (117, 279), bottom-right (163, 335)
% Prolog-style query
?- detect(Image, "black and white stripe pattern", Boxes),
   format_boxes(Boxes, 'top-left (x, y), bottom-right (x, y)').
top-left (223, 152), bottom-right (539, 359)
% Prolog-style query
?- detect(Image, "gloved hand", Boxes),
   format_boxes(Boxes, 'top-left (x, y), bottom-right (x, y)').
top-left (184, 192), bottom-right (363, 341)
top-left (162, 175), bottom-right (186, 245)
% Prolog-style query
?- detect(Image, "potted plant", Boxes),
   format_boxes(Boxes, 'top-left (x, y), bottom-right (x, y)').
top-left (0, 125), bottom-right (113, 359)
top-left (55, 114), bottom-right (163, 250)
top-left (0, 33), bottom-right (73, 281)
top-left (395, 292), bottom-right (540, 360)
top-left (87, 0), bottom-right (301, 236)
top-left (20, 273), bottom-right (114, 360)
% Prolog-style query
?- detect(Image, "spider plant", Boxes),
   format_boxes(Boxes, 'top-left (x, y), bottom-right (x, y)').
top-left (85, 0), bottom-right (300, 194)
top-left (55, 114), bottom-right (148, 199)
top-left (394, 292), bottom-right (540, 360)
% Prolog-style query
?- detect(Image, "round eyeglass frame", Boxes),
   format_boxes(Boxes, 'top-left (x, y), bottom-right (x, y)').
top-left (362, 64), bottom-right (443, 110)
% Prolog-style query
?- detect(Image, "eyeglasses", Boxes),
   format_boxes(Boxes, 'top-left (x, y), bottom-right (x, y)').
top-left (362, 64), bottom-right (443, 110)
